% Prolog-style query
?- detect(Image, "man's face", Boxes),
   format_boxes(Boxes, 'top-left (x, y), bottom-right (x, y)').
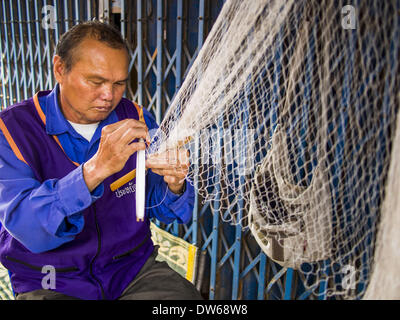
top-left (54, 38), bottom-right (129, 124)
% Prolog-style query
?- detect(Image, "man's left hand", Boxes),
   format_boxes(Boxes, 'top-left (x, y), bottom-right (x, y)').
top-left (145, 148), bottom-right (190, 194)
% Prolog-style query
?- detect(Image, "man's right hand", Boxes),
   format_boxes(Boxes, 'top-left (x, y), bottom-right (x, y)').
top-left (83, 119), bottom-right (150, 192)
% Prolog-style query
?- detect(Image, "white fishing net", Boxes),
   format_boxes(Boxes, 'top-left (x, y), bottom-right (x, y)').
top-left (147, 0), bottom-right (400, 299)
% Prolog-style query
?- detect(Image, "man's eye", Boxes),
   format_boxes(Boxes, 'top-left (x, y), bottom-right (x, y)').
top-left (90, 80), bottom-right (103, 85)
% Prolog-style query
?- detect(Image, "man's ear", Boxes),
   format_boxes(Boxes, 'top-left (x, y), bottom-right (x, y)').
top-left (53, 55), bottom-right (65, 84)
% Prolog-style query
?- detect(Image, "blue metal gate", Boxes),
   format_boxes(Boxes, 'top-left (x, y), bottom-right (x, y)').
top-left (0, 0), bottom-right (366, 300)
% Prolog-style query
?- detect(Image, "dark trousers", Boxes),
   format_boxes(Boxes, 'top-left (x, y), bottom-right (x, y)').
top-left (16, 247), bottom-right (203, 300)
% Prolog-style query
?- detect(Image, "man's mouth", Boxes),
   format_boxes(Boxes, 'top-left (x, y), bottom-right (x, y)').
top-left (94, 106), bottom-right (112, 112)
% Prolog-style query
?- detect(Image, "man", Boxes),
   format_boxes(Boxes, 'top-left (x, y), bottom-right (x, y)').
top-left (0, 21), bottom-right (202, 300)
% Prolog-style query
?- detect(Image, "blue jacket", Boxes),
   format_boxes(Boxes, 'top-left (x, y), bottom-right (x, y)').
top-left (0, 87), bottom-right (194, 299)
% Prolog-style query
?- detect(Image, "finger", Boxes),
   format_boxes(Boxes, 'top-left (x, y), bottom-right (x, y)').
top-left (119, 118), bottom-right (148, 129)
top-left (101, 121), bottom-right (148, 149)
top-left (146, 149), bottom-right (190, 168)
top-left (163, 175), bottom-right (185, 186)
top-left (145, 157), bottom-right (170, 168)
top-left (177, 149), bottom-right (190, 166)
top-left (118, 127), bottom-right (149, 147)
top-left (149, 167), bottom-right (187, 177)
top-left (102, 118), bottom-right (147, 135)
top-left (146, 160), bottom-right (189, 171)
top-left (167, 148), bottom-right (189, 165)
top-left (116, 119), bottom-right (148, 136)
top-left (121, 140), bottom-right (147, 159)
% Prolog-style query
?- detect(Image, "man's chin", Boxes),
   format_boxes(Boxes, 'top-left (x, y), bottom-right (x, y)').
top-left (90, 108), bottom-right (113, 122)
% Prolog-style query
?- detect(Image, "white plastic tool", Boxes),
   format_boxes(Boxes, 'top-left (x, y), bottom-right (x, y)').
top-left (136, 138), bottom-right (146, 222)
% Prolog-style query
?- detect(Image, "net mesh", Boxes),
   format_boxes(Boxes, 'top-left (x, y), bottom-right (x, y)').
top-left (147, 0), bottom-right (400, 299)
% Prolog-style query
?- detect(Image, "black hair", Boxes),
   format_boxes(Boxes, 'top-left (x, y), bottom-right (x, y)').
top-left (55, 21), bottom-right (129, 71)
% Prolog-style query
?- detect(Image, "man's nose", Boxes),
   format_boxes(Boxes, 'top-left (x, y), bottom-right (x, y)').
top-left (100, 83), bottom-right (113, 101)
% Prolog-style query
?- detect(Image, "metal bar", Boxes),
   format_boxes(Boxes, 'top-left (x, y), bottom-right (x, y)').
top-left (237, 69), bottom-right (255, 296)
top-left (232, 98), bottom-right (250, 299)
top-left (168, 0), bottom-right (180, 238)
top-left (240, 253), bottom-right (260, 279)
top-left (266, 266), bottom-right (286, 296)
top-left (63, 0), bottom-right (69, 31)
top-left (298, 286), bottom-right (317, 300)
top-left (155, 0), bottom-right (163, 123)
top-left (9, 0), bottom-right (21, 103)
top-left (3, 0), bottom-right (14, 105)
top-left (43, 0), bottom-right (54, 89)
top-left (86, 0), bottom-right (92, 20)
top-left (0, 4), bottom-right (8, 108)
top-left (318, 260), bottom-right (330, 300)
top-left (232, 212), bottom-right (242, 297)
top-left (198, 0), bottom-right (205, 48)
top-left (283, 268), bottom-right (294, 300)
top-left (53, 0), bottom-right (60, 50)
top-left (118, 0), bottom-right (126, 99)
top-left (182, 221), bottom-right (194, 242)
top-left (137, 0), bottom-right (143, 105)
top-left (200, 227), bottom-right (214, 252)
top-left (171, 221), bottom-right (179, 237)
top-left (191, 132), bottom-right (200, 246)
top-left (99, 0), bottom-right (110, 23)
top-left (209, 203), bottom-right (219, 300)
top-left (257, 253), bottom-right (267, 300)
top-left (74, 0), bottom-right (80, 24)
top-left (269, 262), bottom-right (285, 296)
top-left (218, 239), bottom-right (235, 268)
top-left (34, 0), bottom-right (44, 91)
top-left (209, 116), bottom-right (225, 300)
top-left (191, 0), bottom-right (207, 249)
top-left (175, 0), bottom-right (183, 90)
top-left (16, 0), bottom-right (28, 100)
top-left (120, 0), bottom-right (125, 38)
top-left (162, 50), bottom-right (177, 82)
